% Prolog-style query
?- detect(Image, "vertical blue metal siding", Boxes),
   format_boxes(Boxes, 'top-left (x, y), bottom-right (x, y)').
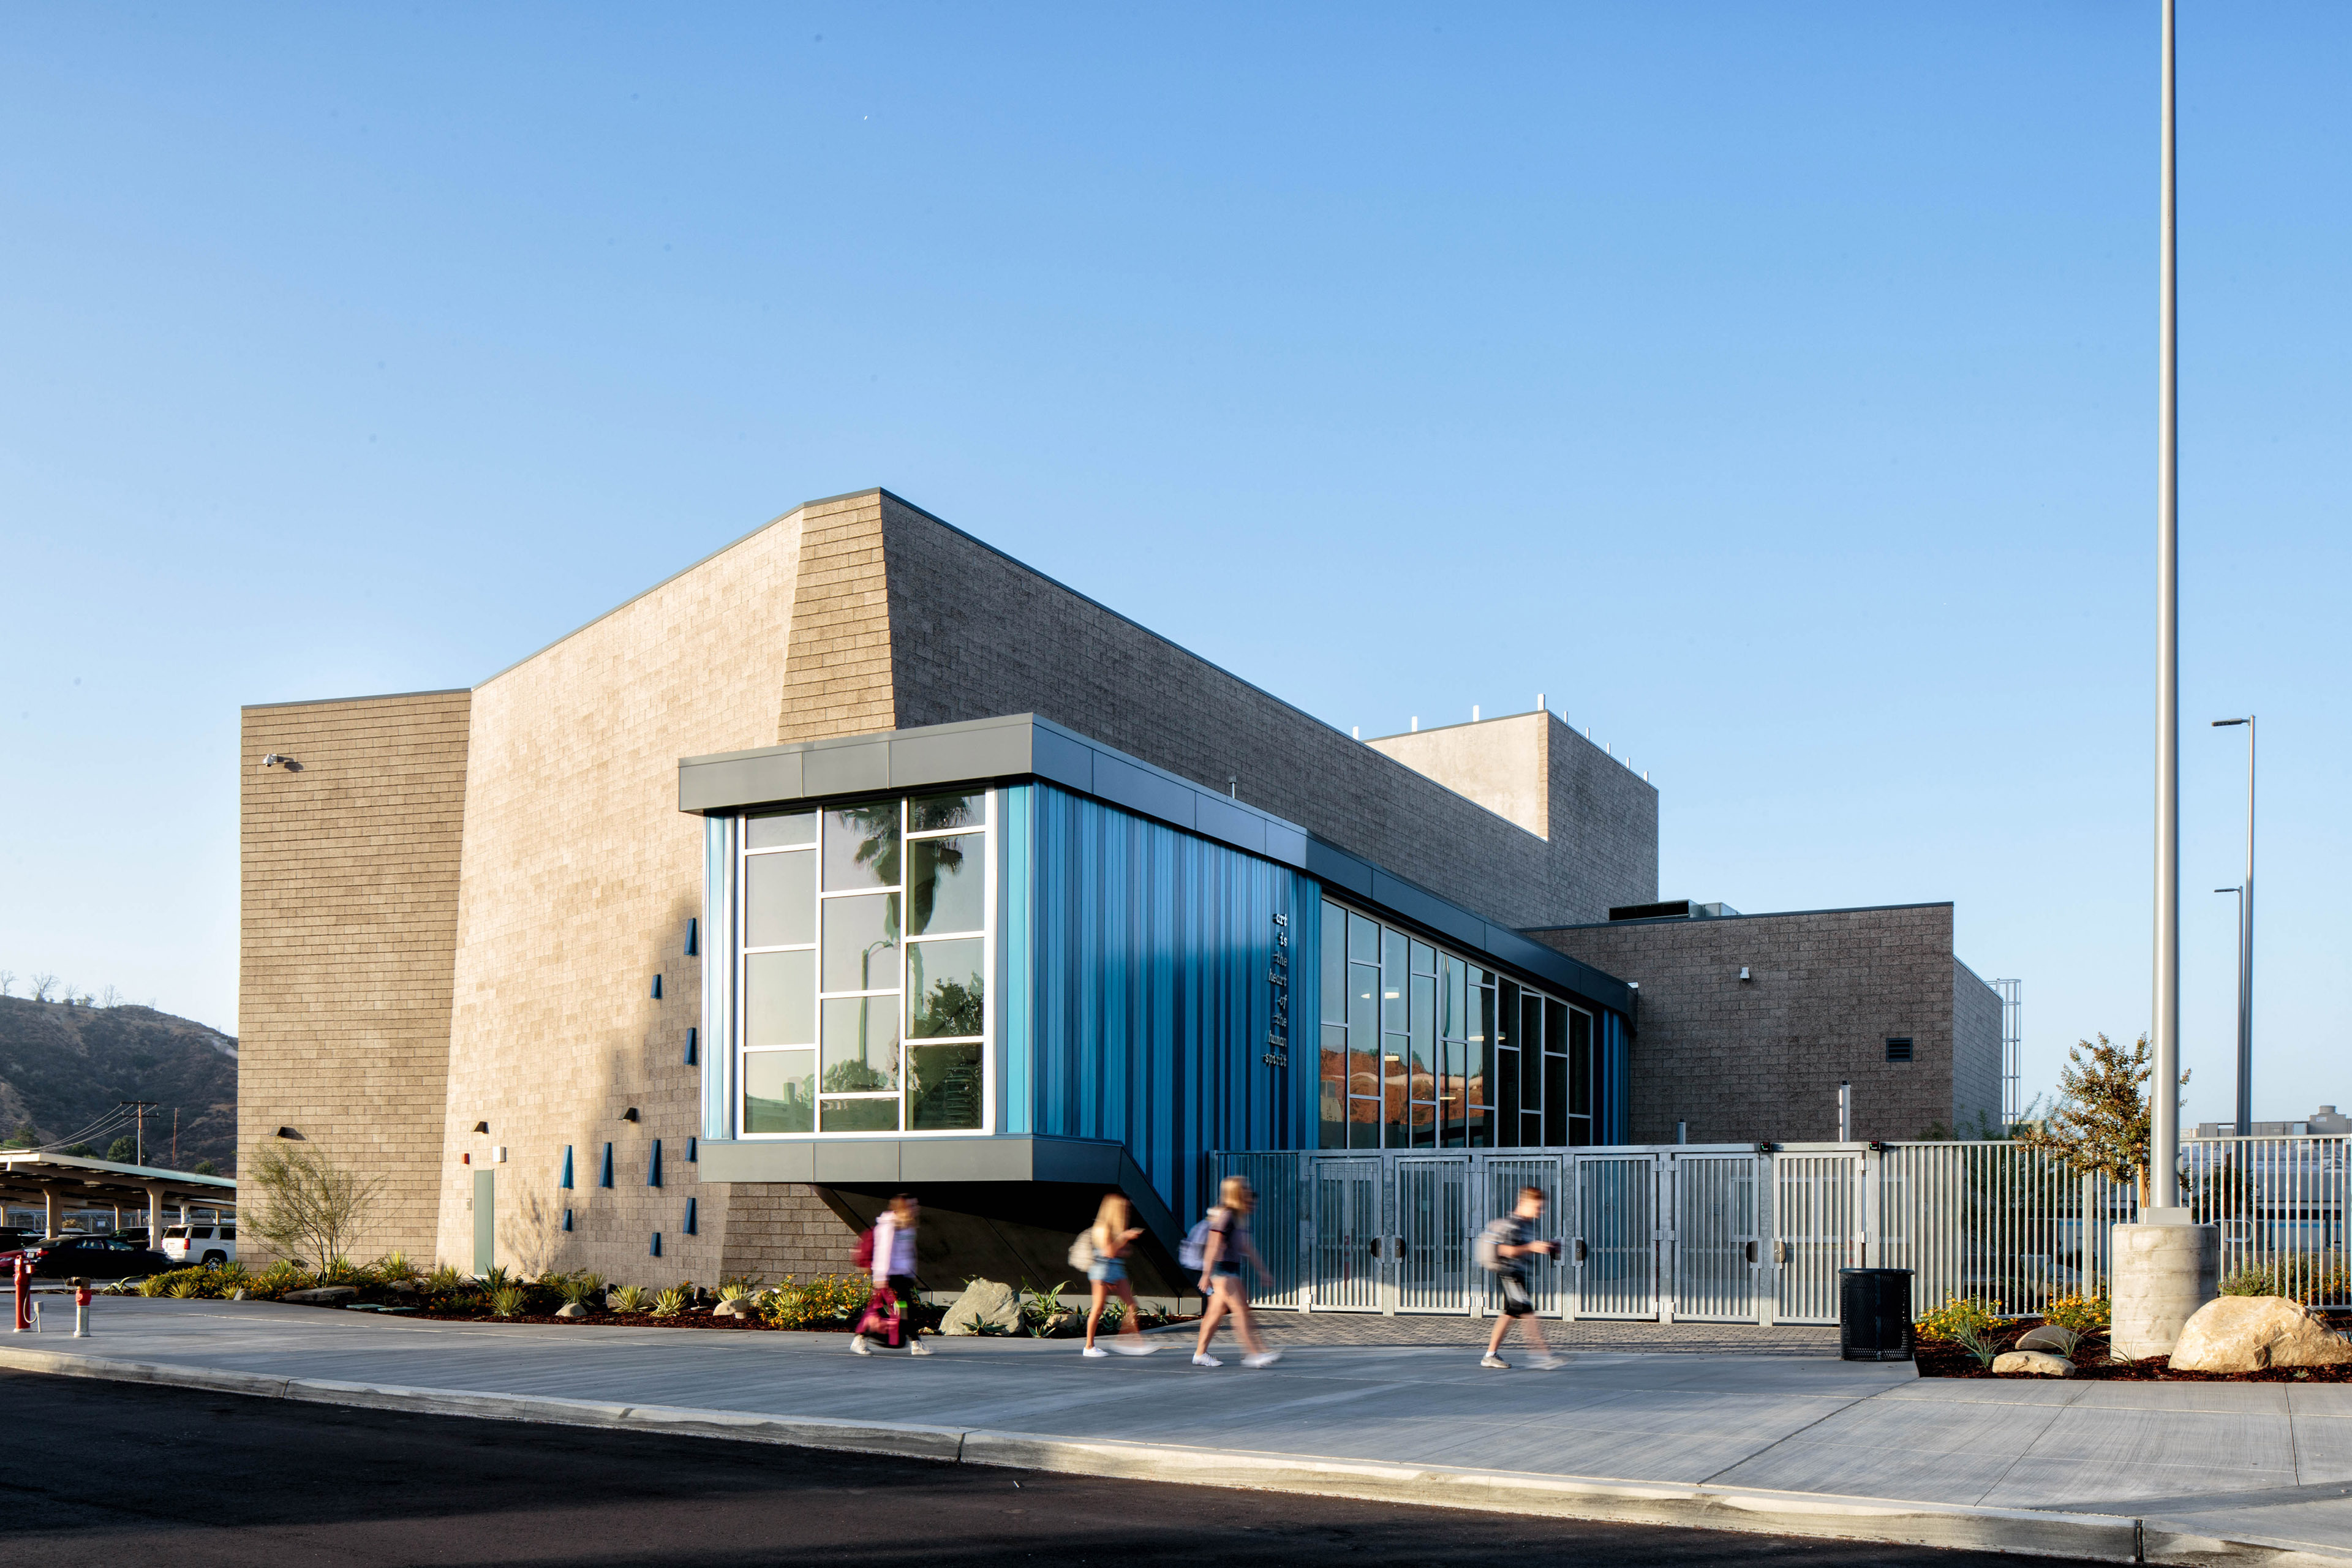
top-left (1601, 1009), bottom-right (1631, 1143)
top-left (1004, 783), bottom-right (1317, 1227)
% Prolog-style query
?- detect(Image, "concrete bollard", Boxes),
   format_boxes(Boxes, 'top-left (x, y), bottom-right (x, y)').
top-left (2111, 1222), bottom-right (2219, 1359)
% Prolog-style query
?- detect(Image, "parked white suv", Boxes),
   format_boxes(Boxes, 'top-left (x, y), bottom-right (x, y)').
top-left (159, 1223), bottom-right (237, 1267)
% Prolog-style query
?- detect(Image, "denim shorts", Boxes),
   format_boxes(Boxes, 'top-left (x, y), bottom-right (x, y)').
top-left (1087, 1259), bottom-right (1126, 1284)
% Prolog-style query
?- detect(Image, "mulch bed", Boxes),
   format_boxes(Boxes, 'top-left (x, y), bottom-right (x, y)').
top-left (1916, 1313), bottom-right (2352, 1381)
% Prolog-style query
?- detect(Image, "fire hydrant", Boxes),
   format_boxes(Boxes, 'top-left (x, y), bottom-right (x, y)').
top-left (73, 1278), bottom-right (91, 1338)
top-left (10, 1256), bottom-right (26, 1334)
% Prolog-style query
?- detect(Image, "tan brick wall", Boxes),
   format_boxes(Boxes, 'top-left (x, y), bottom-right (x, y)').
top-left (777, 492), bottom-right (894, 743)
top-left (435, 510), bottom-right (807, 1283)
top-left (718, 1184), bottom-right (861, 1282)
top-left (1532, 906), bottom-right (1961, 1144)
top-left (238, 690), bottom-right (471, 1264)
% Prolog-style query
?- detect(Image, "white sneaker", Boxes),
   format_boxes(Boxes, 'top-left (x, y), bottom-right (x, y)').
top-left (1108, 1338), bottom-right (1158, 1355)
top-left (1529, 1354), bottom-right (1564, 1370)
top-left (908, 1338), bottom-right (933, 1356)
top-left (1242, 1351), bottom-right (1282, 1368)
top-left (851, 1335), bottom-right (873, 1356)
top-left (1192, 1352), bottom-right (1221, 1367)
top-left (1082, 1345), bottom-right (1109, 1358)
top-left (1480, 1353), bottom-right (1509, 1369)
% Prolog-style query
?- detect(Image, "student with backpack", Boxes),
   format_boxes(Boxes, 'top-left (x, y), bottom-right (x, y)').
top-left (1188, 1175), bottom-right (1279, 1368)
top-left (852, 1193), bottom-right (933, 1357)
top-left (1069, 1192), bottom-right (1158, 1357)
top-left (1477, 1185), bottom-right (1562, 1370)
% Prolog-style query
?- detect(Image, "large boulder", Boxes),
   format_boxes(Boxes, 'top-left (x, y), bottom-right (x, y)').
top-left (1993, 1350), bottom-right (2074, 1376)
top-left (939, 1278), bottom-right (1022, 1336)
top-left (2169, 1295), bottom-right (2352, 1373)
top-left (2015, 1324), bottom-right (2078, 1352)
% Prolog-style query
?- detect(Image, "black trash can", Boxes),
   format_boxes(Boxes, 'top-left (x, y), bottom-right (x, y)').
top-left (1838, 1268), bottom-right (1914, 1361)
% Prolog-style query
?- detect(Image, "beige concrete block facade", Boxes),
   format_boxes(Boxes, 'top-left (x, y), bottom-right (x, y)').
top-left (242, 487), bottom-right (1667, 1286)
top-left (1531, 905), bottom-right (2000, 1144)
top-left (434, 504), bottom-right (809, 1284)
top-left (238, 690), bottom-right (472, 1264)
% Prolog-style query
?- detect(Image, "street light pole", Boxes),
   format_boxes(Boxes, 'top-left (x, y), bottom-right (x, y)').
top-left (2214, 716), bottom-right (2255, 1136)
top-left (2150, 0), bottom-right (2182, 1213)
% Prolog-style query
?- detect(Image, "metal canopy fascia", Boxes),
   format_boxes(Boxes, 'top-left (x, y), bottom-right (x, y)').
top-left (677, 712), bottom-right (1632, 1015)
top-left (0, 1153), bottom-right (237, 1210)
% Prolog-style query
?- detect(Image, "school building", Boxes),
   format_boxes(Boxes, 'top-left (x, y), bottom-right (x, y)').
top-left (239, 488), bottom-right (2001, 1292)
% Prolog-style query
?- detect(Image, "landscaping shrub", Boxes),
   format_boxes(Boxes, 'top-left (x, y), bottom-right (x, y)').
top-left (489, 1285), bottom-right (528, 1319)
top-left (1915, 1296), bottom-right (2004, 1343)
top-left (716, 1276), bottom-right (762, 1305)
top-left (552, 1271), bottom-right (606, 1308)
top-left (756, 1273), bottom-right (869, 1329)
top-left (2041, 1293), bottom-right (2108, 1334)
top-left (651, 1286), bottom-right (688, 1319)
top-left (609, 1284), bottom-right (653, 1313)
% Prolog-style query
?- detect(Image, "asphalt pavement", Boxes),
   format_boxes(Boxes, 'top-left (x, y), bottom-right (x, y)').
top-left (0, 1370), bottom-right (2100, 1567)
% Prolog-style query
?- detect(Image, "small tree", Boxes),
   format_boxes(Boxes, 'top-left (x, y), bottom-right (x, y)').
top-left (29, 973), bottom-right (57, 1002)
top-left (2, 1125), bottom-right (37, 1150)
top-left (2019, 1033), bottom-right (2188, 1205)
top-left (98, 984), bottom-right (121, 1008)
top-left (0, 970), bottom-right (15, 997)
top-left (243, 1144), bottom-right (385, 1272)
top-left (106, 1136), bottom-right (137, 1163)
top-left (192, 1158), bottom-right (220, 1176)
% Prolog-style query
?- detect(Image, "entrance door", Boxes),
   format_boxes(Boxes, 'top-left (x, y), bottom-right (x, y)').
top-left (1396, 1156), bottom-right (1471, 1313)
top-left (1311, 1158), bottom-right (1383, 1311)
top-left (472, 1169), bottom-right (496, 1276)
top-left (1672, 1153), bottom-right (1762, 1321)
top-left (1573, 1153), bottom-right (1657, 1318)
top-left (1775, 1152), bottom-right (1861, 1324)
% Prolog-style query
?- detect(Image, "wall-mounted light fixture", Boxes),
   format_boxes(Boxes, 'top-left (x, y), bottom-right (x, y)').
top-left (650, 974), bottom-right (663, 1000)
top-left (684, 1197), bottom-right (698, 1235)
top-left (1738, 967), bottom-right (1752, 983)
top-left (275, 1126), bottom-right (304, 1140)
top-left (684, 919), bottom-right (699, 958)
top-left (684, 1027), bottom-right (698, 1066)
top-left (260, 754), bottom-right (303, 771)
top-left (620, 1107), bottom-right (639, 1123)
top-left (472, 1121), bottom-right (489, 1134)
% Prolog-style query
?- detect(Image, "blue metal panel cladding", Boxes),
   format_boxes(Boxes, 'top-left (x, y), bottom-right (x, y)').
top-left (701, 814), bottom-right (736, 1143)
top-left (1601, 1009), bottom-right (1631, 1144)
top-left (1003, 783), bottom-right (1318, 1227)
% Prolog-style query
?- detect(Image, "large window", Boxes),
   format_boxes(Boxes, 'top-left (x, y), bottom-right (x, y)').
top-left (1316, 899), bottom-right (1594, 1150)
top-left (737, 791), bottom-right (990, 1137)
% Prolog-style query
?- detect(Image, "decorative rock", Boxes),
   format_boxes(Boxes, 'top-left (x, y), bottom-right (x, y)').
top-left (711, 1298), bottom-right (753, 1320)
top-left (385, 1280), bottom-right (419, 1295)
top-left (2015, 1324), bottom-right (2078, 1352)
top-left (2170, 1295), bottom-right (2352, 1373)
top-left (230, 1288), bottom-right (249, 1301)
top-left (281, 1286), bottom-right (360, 1305)
top-left (939, 1278), bottom-right (1022, 1336)
top-left (554, 1302), bottom-right (589, 1319)
top-left (1992, 1350), bottom-right (2074, 1377)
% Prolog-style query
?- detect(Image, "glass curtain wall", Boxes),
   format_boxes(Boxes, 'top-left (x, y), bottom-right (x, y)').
top-left (737, 791), bottom-right (990, 1136)
top-left (1317, 899), bottom-right (1596, 1151)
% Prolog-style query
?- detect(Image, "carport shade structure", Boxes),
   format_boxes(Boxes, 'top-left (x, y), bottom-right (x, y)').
top-left (0, 1152), bottom-right (235, 1240)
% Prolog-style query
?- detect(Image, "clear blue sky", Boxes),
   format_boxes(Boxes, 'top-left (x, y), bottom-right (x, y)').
top-left (4, 5), bottom-right (2345, 1130)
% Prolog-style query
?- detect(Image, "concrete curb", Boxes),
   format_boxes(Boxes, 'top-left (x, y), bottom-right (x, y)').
top-left (4, 1343), bottom-right (2345, 1566)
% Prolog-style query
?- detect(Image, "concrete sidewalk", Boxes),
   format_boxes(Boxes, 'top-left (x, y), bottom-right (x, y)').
top-left (7, 1298), bottom-right (2350, 1564)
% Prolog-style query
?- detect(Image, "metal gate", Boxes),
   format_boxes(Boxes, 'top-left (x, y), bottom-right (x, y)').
top-left (1397, 1156), bottom-right (1472, 1313)
top-left (1212, 1135), bottom-right (2351, 1325)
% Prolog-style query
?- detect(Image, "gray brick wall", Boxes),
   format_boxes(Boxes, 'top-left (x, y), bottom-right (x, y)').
top-left (1951, 960), bottom-right (2004, 1134)
top-left (1531, 905), bottom-right (1964, 1144)
top-left (876, 493), bottom-right (1656, 927)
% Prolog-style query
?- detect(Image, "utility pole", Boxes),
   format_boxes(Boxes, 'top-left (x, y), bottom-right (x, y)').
top-left (2149, 0), bottom-right (2182, 1215)
top-left (116, 1101), bottom-right (162, 1166)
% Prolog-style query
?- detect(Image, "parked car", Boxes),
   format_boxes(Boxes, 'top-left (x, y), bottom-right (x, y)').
top-left (159, 1223), bottom-right (238, 1267)
top-left (6, 1235), bottom-right (176, 1279)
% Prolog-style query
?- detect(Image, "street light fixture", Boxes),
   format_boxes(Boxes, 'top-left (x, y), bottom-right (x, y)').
top-left (2213, 717), bottom-right (2255, 1136)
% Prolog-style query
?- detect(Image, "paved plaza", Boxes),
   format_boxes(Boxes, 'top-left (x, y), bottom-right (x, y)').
top-left (9, 1298), bottom-right (2352, 1562)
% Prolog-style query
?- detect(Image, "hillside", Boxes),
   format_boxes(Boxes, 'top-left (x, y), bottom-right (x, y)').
top-left (0, 996), bottom-right (238, 1173)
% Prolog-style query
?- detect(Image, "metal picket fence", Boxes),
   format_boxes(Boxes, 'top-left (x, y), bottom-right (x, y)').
top-left (1208, 1136), bottom-right (2352, 1323)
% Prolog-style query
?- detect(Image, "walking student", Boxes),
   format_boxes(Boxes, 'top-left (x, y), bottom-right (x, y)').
top-left (1078, 1193), bottom-right (1159, 1358)
top-left (853, 1193), bottom-right (933, 1357)
top-left (1190, 1175), bottom-right (1280, 1368)
top-left (1479, 1185), bottom-right (1562, 1370)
